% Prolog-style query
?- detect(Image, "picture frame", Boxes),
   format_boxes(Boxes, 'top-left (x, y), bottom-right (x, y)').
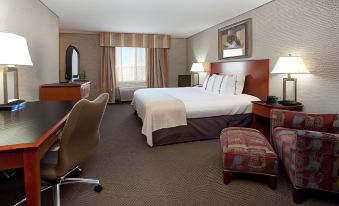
top-left (218, 18), bottom-right (252, 60)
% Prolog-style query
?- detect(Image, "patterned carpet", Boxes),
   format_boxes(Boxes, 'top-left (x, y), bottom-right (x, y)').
top-left (0, 103), bottom-right (338, 206)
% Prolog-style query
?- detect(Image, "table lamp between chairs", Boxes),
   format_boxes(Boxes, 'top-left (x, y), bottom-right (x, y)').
top-left (0, 32), bottom-right (33, 110)
top-left (190, 63), bottom-right (205, 86)
top-left (271, 54), bottom-right (309, 105)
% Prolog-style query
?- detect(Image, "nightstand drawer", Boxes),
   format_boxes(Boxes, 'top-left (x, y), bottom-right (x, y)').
top-left (252, 103), bottom-right (271, 118)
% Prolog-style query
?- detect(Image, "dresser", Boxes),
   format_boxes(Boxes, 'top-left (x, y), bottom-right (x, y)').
top-left (40, 81), bottom-right (91, 101)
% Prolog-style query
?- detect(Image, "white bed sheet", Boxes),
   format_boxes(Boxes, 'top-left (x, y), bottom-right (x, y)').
top-left (132, 87), bottom-right (260, 147)
top-left (153, 87), bottom-right (260, 118)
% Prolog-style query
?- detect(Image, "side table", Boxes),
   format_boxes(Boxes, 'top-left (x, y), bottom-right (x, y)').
top-left (252, 101), bottom-right (303, 139)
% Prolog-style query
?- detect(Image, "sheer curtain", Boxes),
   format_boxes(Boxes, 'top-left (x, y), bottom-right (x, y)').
top-left (115, 47), bottom-right (146, 87)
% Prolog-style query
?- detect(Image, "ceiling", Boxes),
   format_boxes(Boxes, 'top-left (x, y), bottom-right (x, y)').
top-left (40, 0), bottom-right (272, 38)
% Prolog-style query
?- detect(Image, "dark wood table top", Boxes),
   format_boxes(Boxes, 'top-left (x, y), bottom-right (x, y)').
top-left (0, 101), bottom-right (75, 150)
top-left (41, 81), bottom-right (90, 87)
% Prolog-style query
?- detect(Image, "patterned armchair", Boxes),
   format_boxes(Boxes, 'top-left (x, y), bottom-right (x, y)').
top-left (270, 109), bottom-right (339, 204)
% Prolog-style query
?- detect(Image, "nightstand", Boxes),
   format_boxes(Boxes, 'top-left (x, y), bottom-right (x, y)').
top-left (251, 101), bottom-right (303, 139)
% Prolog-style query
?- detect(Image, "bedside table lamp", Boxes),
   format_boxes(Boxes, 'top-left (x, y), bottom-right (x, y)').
top-left (271, 54), bottom-right (309, 103)
top-left (0, 32), bottom-right (33, 109)
top-left (190, 63), bottom-right (205, 85)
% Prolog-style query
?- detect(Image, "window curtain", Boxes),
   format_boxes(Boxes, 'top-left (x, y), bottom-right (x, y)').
top-left (147, 48), bottom-right (168, 88)
top-left (100, 47), bottom-right (117, 102)
top-left (99, 32), bottom-right (171, 99)
top-left (100, 32), bottom-right (171, 48)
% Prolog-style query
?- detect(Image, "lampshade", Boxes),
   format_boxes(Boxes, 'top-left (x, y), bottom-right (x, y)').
top-left (0, 32), bottom-right (33, 66)
top-left (271, 56), bottom-right (309, 74)
top-left (190, 63), bottom-right (205, 72)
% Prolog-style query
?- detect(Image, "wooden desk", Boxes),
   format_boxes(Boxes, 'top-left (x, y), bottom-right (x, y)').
top-left (252, 101), bottom-right (303, 138)
top-left (40, 81), bottom-right (90, 101)
top-left (0, 101), bottom-right (75, 206)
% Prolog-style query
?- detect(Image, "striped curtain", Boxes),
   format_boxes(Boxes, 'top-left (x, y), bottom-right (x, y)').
top-left (147, 48), bottom-right (168, 88)
top-left (99, 32), bottom-right (171, 48)
top-left (100, 47), bottom-right (117, 102)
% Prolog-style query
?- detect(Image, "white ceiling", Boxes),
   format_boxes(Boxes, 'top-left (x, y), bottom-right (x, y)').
top-left (40, 0), bottom-right (271, 38)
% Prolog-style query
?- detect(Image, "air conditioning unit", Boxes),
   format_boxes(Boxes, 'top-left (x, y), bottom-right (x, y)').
top-left (117, 85), bottom-right (146, 101)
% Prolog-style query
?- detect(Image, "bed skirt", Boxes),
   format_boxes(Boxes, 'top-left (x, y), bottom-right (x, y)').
top-left (152, 113), bottom-right (252, 146)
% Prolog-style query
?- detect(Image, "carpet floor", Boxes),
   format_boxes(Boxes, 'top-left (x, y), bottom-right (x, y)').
top-left (0, 103), bottom-right (338, 206)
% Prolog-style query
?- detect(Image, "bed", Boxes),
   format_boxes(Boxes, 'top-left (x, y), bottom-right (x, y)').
top-left (132, 59), bottom-right (269, 147)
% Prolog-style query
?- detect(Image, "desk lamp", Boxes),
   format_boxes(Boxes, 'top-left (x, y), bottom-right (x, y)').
top-left (271, 54), bottom-right (309, 105)
top-left (0, 32), bottom-right (33, 109)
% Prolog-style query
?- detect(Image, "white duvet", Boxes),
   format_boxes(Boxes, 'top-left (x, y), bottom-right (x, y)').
top-left (132, 87), bottom-right (260, 146)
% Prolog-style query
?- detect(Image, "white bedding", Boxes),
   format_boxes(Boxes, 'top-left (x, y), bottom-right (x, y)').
top-left (132, 87), bottom-right (260, 146)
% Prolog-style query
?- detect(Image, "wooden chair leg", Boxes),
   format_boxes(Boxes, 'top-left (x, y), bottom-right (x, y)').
top-left (293, 187), bottom-right (306, 204)
top-left (268, 175), bottom-right (277, 190)
top-left (223, 171), bottom-right (233, 184)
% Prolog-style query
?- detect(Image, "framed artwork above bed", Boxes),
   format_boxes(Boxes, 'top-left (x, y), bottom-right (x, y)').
top-left (218, 18), bottom-right (252, 60)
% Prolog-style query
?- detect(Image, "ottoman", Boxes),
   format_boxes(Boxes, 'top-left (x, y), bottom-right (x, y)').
top-left (220, 127), bottom-right (279, 189)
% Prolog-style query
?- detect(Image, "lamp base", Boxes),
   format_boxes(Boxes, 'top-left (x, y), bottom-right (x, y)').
top-left (278, 100), bottom-right (302, 106)
top-left (283, 76), bottom-right (297, 102)
top-left (0, 100), bottom-right (27, 111)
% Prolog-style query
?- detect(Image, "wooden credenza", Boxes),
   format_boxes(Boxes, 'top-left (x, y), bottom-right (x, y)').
top-left (40, 81), bottom-right (91, 101)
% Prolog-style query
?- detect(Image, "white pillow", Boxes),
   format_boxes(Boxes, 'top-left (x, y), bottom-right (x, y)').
top-left (202, 75), bottom-right (209, 90)
top-left (205, 74), bottom-right (216, 92)
top-left (235, 75), bottom-right (246, 95)
top-left (212, 75), bottom-right (225, 94)
top-left (220, 75), bottom-right (236, 95)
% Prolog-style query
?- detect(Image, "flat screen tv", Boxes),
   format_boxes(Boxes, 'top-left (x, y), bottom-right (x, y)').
top-left (65, 45), bottom-right (80, 81)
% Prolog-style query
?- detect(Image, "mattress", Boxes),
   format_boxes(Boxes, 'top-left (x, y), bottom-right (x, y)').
top-left (132, 87), bottom-right (260, 147)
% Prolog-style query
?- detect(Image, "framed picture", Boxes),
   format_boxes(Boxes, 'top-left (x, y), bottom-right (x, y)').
top-left (218, 18), bottom-right (252, 60)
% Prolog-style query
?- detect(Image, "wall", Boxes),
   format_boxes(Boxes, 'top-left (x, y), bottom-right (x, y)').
top-left (0, 0), bottom-right (59, 101)
top-left (59, 35), bottom-right (188, 98)
top-left (168, 38), bottom-right (188, 87)
top-left (59, 34), bottom-right (101, 99)
top-left (187, 0), bottom-right (339, 113)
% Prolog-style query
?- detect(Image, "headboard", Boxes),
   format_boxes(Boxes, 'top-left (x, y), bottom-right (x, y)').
top-left (210, 59), bottom-right (269, 100)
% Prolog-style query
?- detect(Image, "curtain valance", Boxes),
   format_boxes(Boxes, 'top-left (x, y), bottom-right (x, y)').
top-left (99, 32), bottom-right (171, 48)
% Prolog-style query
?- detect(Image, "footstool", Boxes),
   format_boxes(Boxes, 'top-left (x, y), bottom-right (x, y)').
top-left (220, 127), bottom-right (279, 189)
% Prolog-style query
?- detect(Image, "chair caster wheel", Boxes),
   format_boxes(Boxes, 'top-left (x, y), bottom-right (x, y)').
top-left (94, 184), bottom-right (103, 192)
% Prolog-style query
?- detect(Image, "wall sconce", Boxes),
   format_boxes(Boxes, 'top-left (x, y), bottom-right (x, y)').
top-left (0, 32), bottom-right (33, 109)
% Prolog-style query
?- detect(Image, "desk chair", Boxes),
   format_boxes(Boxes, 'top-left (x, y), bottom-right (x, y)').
top-left (16, 93), bottom-right (108, 206)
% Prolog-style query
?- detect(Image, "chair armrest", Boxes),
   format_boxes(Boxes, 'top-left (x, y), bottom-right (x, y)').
top-left (295, 129), bottom-right (339, 155)
top-left (272, 127), bottom-right (339, 190)
top-left (271, 109), bottom-right (339, 135)
top-left (272, 127), bottom-right (339, 155)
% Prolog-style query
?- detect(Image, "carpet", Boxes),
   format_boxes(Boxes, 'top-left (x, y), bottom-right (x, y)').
top-left (0, 103), bottom-right (338, 206)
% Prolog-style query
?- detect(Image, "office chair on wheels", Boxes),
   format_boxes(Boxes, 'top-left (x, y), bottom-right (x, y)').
top-left (15, 93), bottom-right (109, 206)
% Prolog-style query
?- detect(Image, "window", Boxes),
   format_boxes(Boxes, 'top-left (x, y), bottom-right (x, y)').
top-left (115, 47), bottom-right (146, 86)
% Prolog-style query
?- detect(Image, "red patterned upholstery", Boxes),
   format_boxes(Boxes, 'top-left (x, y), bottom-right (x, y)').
top-left (220, 127), bottom-right (279, 175)
top-left (271, 109), bottom-right (339, 203)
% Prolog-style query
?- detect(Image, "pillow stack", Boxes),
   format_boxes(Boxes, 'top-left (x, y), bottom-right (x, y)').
top-left (202, 74), bottom-right (245, 95)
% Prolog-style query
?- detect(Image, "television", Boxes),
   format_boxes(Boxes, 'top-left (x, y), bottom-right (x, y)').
top-left (65, 45), bottom-right (80, 81)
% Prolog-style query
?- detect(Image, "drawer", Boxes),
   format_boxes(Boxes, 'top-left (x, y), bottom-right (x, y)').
top-left (252, 103), bottom-right (271, 118)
